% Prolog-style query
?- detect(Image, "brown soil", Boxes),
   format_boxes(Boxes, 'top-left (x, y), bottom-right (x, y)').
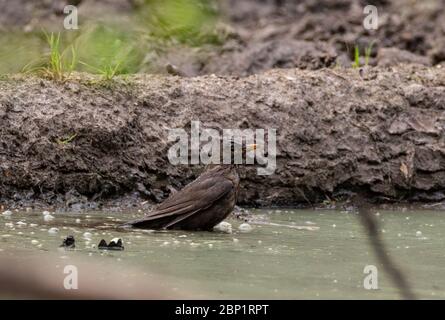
top-left (159, 0), bottom-right (445, 75)
top-left (1, 1), bottom-right (445, 75)
top-left (1, 1), bottom-right (445, 210)
top-left (1, 65), bottom-right (444, 210)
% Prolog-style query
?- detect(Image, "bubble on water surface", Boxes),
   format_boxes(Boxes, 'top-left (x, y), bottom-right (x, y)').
top-left (214, 221), bottom-right (232, 234)
top-left (43, 214), bottom-right (55, 222)
top-left (238, 223), bottom-right (252, 233)
top-left (83, 232), bottom-right (92, 239)
top-left (2, 210), bottom-right (12, 216)
top-left (16, 221), bottom-right (27, 227)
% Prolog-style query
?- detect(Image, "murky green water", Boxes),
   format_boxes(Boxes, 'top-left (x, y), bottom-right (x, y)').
top-left (1, 208), bottom-right (445, 299)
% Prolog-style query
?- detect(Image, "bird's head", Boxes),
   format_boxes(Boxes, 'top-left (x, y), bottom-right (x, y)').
top-left (225, 139), bottom-right (257, 165)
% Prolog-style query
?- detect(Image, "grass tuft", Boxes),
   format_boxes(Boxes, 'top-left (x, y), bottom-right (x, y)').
top-left (79, 60), bottom-right (123, 81)
top-left (364, 40), bottom-right (375, 66)
top-left (22, 32), bottom-right (77, 82)
top-left (353, 45), bottom-right (360, 68)
top-left (44, 32), bottom-right (77, 81)
top-left (352, 41), bottom-right (376, 68)
top-left (57, 133), bottom-right (78, 145)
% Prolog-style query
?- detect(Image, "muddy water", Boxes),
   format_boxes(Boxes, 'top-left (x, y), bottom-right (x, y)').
top-left (1, 208), bottom-right (445, 299)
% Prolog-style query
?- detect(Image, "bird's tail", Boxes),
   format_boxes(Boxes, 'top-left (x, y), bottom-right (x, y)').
top-left (120, 215), bottom-right (172, 230)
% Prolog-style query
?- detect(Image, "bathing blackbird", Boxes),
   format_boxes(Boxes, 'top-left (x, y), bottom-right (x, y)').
top-left (123, 143), bottom-right (256, 231)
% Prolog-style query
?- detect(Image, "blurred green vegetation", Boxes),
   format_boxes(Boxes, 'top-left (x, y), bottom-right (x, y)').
top-left (0, 0), bottom-right (222, 78)
top-left (137, 0), bottom-right (222, 46)
top-left (19, 26), bottom-right (142, 81)
top-left (76, 25), bottom-right (145, 77)
top-left (0, 32), bottom-right (45, 75)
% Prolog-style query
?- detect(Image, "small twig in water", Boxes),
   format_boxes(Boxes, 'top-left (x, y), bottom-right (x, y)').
top-left (354, 196), bottom-right (416, 300)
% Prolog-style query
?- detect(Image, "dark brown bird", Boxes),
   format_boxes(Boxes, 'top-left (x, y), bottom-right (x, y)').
top-left (123, 143), bottom-right (256, 231)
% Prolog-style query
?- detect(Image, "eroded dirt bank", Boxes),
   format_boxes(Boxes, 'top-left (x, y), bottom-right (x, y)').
top-left (0, 65), bottom-right (445, 210)
top-left (2, 0), bottom-right (445, 76)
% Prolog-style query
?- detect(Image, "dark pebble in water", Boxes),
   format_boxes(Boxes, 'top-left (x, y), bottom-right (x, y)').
top-left (60, 235), bottom-right (75, 249)
top-left (98, 238), bottom-right (124, 251)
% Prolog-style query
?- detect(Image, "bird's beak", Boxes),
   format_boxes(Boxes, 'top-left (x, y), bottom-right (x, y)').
top-left (246, 144), bottom-right (257, 151)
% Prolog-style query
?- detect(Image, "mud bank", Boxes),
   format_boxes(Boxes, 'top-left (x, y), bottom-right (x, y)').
top-left (0, 65), bottom-right (444, 210)
top-left (2, 0), bottom-right (445, 76)
top-left (141, 0), bottom-right (445, 75)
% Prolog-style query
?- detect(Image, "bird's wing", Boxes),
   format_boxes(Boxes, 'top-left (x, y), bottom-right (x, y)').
top-left (125, 175), bottom-right (234, 227)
